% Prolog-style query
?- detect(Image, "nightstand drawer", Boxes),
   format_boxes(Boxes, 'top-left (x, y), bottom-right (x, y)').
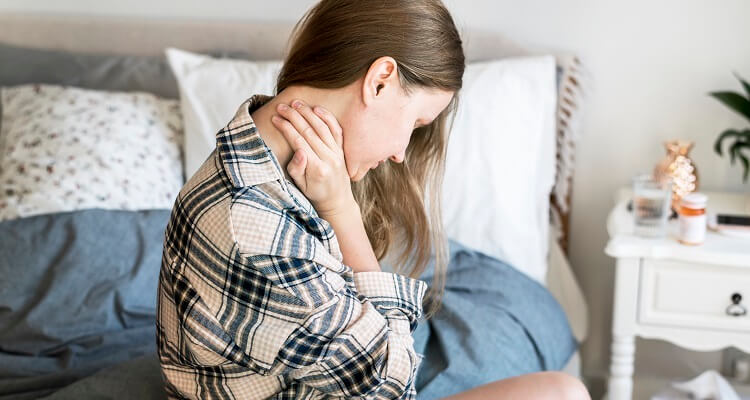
top-left (638, 259), bottom-right (750, 332)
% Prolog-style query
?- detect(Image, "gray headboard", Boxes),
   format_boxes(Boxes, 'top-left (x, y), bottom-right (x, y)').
top-left (0, 12), bottom-right (586, 254)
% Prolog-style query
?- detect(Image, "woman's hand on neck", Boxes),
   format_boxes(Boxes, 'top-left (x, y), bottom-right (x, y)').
top-left (251, 85), bottom-right (355, 183)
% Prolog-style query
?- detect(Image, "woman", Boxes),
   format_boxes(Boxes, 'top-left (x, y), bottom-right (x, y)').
top-left (156, 0), bottom-right (591, 399)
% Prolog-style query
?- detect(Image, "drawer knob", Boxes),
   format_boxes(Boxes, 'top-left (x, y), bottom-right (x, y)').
top-left (726, 293), bottom-right (747, 317)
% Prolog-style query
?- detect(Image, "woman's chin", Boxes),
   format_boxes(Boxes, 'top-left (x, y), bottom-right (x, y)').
top-left (351, 167), bottom-right (368, 182)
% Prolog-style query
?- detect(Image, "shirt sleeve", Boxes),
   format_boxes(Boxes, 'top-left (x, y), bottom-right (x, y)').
top-left (268, 257), bottom-right (429, 399)
top-left (351, 270), bottom-right (427, 334)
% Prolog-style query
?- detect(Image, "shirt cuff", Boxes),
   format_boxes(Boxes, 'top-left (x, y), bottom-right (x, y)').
top-left (351, 271), bottom-right (428, 321)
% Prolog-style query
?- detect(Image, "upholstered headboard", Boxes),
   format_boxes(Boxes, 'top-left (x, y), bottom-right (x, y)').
top-left (0, 12), bottom-right (586, 255)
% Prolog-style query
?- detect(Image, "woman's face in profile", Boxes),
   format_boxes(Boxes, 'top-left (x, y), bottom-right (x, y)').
top-left (342, 84), bottom-right (454, 182)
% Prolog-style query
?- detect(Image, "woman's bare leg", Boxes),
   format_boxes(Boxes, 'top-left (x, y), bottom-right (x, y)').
top-left (440, 371), bottom-right (591, 400)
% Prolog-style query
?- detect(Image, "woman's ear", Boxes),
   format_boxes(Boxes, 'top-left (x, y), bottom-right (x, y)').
top-left (362, 56), bottom-right (398, 106)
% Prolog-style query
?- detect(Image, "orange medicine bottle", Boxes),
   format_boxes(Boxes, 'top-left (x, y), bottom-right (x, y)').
top-left (677, 192), bottom-right (707, 245)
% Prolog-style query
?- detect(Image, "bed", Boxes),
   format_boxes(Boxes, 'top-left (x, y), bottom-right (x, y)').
top-left (0, 12), bottom-right (590, 400)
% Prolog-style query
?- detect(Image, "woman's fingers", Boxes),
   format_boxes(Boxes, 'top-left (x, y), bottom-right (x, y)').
top-left (289, 101), bottom-right (340, 152)
top-left (271, 114), bottom-right (320, 166)
top-left (312, 106), bottom-right (344, 150)
top-left (275, 101), bottom-right (333, 160)
top-left (286, 148), bottom-right (308, 191)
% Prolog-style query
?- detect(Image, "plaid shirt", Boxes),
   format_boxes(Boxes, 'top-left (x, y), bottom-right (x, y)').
top-left (157, 94), bottom-right (428, 400)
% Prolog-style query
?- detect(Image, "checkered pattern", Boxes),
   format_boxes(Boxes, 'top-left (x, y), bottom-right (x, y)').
top-left (157, 95), bottom-right (429, 399)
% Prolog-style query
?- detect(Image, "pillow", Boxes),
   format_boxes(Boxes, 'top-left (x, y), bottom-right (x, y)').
top-left (165, 47), bottom-right (283, 180)
top-left (0, 41), bottom-right (266, 135)
top-left (0, 41), bottom-right (260, 99)
top-left (165, 48), bottom-right (555, 284)
top-left (440, 56), bottom-right (557, 284)
top-left (0, 84), bottom-right (184, 222)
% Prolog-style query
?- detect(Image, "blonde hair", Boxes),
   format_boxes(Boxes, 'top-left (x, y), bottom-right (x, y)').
top-left (276, 0), bottom-right (465, 319)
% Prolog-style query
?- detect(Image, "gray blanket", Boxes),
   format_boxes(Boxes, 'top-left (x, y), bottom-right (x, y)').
top-left (0, 209), bottom-right (576, 399)
top-left (0, 209), bottom-right (167, 400)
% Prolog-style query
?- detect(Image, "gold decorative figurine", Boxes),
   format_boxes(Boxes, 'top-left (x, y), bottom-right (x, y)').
top-left (654, 140), bottom-right (699, 208)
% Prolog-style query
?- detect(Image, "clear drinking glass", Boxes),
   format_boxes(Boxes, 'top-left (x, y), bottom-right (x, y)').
top-left (632, 174), bottom-right (673, 237)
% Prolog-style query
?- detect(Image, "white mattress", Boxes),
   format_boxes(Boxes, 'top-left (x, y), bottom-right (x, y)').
top-left (547, 230), bottom-right (588, 378)
top-left (547, 230), bottom-right (589, 345)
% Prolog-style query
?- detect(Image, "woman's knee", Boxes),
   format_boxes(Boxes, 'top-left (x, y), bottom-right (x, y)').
top-left (540, 371), bottom-right (591, 400)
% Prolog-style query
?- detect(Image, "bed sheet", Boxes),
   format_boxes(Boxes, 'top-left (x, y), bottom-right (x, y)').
top-left (0, 216), bottom-right (577, 399)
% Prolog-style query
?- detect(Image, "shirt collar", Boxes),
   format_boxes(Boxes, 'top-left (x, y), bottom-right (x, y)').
top-left (215, 94), bottom-right (284, 188)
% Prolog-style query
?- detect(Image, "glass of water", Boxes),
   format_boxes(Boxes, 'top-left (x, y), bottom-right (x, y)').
top-left (632, 174), bottom-right (673, 237)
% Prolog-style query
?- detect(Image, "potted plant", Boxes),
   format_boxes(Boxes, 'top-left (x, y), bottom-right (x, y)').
top-left (709, 72), bottom-right (750, 182)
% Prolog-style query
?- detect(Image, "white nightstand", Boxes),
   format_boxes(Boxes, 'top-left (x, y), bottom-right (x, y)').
top-left (604, 188), bottom-right (750, 400)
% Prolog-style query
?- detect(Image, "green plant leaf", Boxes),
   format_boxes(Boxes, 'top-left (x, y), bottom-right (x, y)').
top-left (734, 71), bottom-right (750, 99)
top-left (739, 153), bottom-right (749, 182)
top-left (708, 91), bottom-right (750, 122)
top-left (714, 128), bottom-right (741, 156)
top-left (725, 130), bottom-right (750, 182)
top-left (729, 137), bottom-right (750, 165)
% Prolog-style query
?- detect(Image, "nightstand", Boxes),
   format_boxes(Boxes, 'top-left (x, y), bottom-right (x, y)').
top-left (604, 188), bottom-right (750, 400)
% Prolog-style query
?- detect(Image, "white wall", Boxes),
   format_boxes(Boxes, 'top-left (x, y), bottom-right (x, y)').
top-left (2, 0), bottom-right (749, 396)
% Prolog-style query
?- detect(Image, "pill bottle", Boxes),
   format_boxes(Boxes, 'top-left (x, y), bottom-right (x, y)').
top-left (677, 192), bottom-right (707, 245)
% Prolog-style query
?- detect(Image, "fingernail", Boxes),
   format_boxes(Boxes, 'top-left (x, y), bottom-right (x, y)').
top-left (292, 100), bottom-right (302, 109)
top-left (313, 106), bottom-right (323, 114)
top-left (278, 104), bottom-right (288, 111)
top-left (271, 115), bottom-right (280, 122)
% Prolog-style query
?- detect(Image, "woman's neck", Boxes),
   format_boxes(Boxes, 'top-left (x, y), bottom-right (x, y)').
top-left (251, 85), bottom-right (355, 182)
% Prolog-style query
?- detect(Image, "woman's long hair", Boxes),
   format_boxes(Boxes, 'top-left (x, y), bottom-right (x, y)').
top-left (275, 0), bottom-right (465, 320)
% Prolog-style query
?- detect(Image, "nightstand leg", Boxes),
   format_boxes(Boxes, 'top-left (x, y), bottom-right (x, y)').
top-left (607, 334), bottom-right (635, 400)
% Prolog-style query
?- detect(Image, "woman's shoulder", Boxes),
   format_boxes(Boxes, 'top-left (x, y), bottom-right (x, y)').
top-left (229, 181), bottom-right (345, 268)
top-left (174, 146), bottom-right (346, 274)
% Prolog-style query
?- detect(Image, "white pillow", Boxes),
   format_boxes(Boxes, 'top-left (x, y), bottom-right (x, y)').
top-left (165, 47), bottom-right (283, 180)
top-left (441, 56), bottom-right (557, 284)
top-left (0, 84), bottom-right (184, 222)
top-left (165, 48), bottom-right (556, 284)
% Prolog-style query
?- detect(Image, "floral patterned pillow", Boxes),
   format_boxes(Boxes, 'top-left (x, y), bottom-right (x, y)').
top-left (0, 84), bottom-right (184, 222)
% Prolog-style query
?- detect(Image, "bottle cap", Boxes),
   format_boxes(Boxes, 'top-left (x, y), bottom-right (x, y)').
top-left (680, 192), bottom-right (707, 209)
